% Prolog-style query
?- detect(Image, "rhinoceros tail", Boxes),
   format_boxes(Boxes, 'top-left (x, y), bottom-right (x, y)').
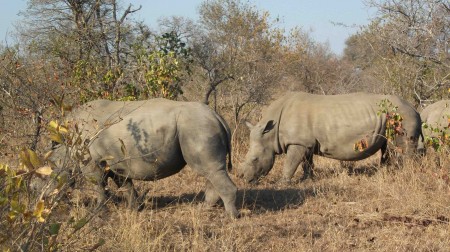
top-left (417, 128), bottom-right (426, 156)
top-left (213, 112), bottom-right (233, 171)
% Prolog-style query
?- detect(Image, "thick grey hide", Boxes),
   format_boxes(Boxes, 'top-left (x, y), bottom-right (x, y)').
top-left (420, 100), bottom-right (450, 147)
top-left (240, 92), bottom-right (423, 183)
top-left (52, 99), bottom-right (238, 217)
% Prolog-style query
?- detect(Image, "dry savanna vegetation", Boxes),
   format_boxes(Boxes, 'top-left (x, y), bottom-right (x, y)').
top-left (4, 137), bottom-right (450, 252)
top-left (12, 152), bottom-right (450, 251)
top-left (1, 0), bottom-right (449, 251)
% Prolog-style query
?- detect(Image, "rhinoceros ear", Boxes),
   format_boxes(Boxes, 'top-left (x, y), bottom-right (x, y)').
top-left (262, 120), bottom-right (276, 134)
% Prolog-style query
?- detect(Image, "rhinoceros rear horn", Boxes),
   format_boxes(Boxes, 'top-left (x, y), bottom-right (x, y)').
top-left (245, 121), bottom-right (255, 129)
top-left (262, 120), bottom-right (276, 134)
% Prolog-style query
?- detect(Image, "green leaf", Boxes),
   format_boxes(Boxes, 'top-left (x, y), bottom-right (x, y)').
top-left (0, 196), bottom-right (8, 206)
top-left (20, 242), bottom-right (30, 252)
top-left (11, 199), bottom-right (26, 214)
top-left (72, 218), bottom-right (88, 231)
top-left (57, 173), bottom-right (69, 189)
top-left (49, 223), bottom-right (61, 236)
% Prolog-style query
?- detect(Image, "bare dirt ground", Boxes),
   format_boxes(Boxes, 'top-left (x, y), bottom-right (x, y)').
top-left (52, 152), bottom-right (450, 251)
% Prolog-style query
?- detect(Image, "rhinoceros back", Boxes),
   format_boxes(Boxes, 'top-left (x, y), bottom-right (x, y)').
top-left (64, 99), bottom-right (231, 181)
top-left (421, 100), bottom-right (450, 138)
top-left (266, 92), bottom-right (421, 161)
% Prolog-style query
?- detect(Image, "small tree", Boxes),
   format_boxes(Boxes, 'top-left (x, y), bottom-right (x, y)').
top-left (345, 0), bottom-right (450, 105)
top-left (131, 31), bottom-right (193, 100)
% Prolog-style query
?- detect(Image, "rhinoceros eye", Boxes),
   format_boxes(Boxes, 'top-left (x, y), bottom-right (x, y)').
top-left (252, 157), bottom-right (258, 163)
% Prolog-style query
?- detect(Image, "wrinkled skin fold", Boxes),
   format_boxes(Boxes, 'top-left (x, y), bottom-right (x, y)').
top-left (239, 92), bottom-right (424, 183)
top-left (51, 99), bottom-right (238, 218)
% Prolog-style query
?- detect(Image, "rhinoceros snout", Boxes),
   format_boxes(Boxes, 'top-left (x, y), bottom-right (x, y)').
top-left (236, 168), bottom-right (244, 179)
top-left (236, 163), bottom-right (246, 178)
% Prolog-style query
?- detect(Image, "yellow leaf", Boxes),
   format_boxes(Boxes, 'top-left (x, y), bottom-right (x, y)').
top-left (49, 132), bottom-right (64, 144)
top-left (48, 120), bottom-right (59, 131)
top-left (35, 166), bottom-right (53, 176)
top-left (33, 200), bottom-right (46, 222)
top-left (8, 211), bottom-right (18, 221)
top-left (48, 120), bottom-right (68, 134)
top-left (58, 124), bottom-right (69, 134)
top-left (43, 150), bottom-right (53, 161)
top-left (19, 149), bottom-right (33, 170)
top-left (36, 216), bottom-right (45, 222)
top-left (28, 149), bottom-right (42, 169)
top-left (0, 164), bottom-right (8, 177)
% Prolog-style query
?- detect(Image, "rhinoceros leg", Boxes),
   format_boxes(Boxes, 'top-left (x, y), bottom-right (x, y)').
top-left (202, 169), bottom-right (238, 218)
top-left (82, 163), bottom-right (109, 208)
top-left (301, 149), bottom-right (314, 181)
top-left (381, 138), bottom-right (411, 168)
top-left (380, 141), bottom-right (390, 166)
top-left (109, 174), bottom-right (140, 209)
top-left (282, 145), bottom-right (314, 183)
top-left (204, 180), bottom-right (220, 206)
top-left (380, 141), bottom-right (403, 168)
top-left (89, 162), bottom-right (140, 209)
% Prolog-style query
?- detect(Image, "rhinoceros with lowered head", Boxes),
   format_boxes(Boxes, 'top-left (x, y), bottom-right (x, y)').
top-left (420, 100), bottom-right (450, 150)
top-left (239, 92), bottom-right (423, 183)
top-left (51, 99), bottom-right (238, 218)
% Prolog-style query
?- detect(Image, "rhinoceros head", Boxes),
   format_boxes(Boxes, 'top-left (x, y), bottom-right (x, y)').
top-left (29, 144), bottom-right (76, 199)
top-left (239, 120), bottom-right (276, 183)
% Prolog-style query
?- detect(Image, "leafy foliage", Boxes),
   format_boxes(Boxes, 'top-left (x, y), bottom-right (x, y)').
top-left (377, 99), bottom-right (404, 145)
top-left (422, 117), bottom-right (450, 152)
top-left (0, 118), bottom-right (109, 251)
top-left (140, 32), bottom-right (192, 99)
top-left (0, 149), bottom-right (61, 250)
top-left (353, 138), bottom-right (369, 152)
top-left (353, 99), bottom-right (405, 152)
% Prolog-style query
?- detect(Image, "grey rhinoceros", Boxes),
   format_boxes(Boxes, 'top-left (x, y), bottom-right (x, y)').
top-left (51, 99), bottom-right (238, 217)
top-left (420, 100), bottom-right (450, 150)
top-left (239, 92), bottom-right (423, 183)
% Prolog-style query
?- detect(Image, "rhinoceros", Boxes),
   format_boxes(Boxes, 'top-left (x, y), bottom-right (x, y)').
top-left (420, 100), bottom-right (450, 150)
top-left (239, 92), bottom-right (423, 183)
top-left (51, 99), bottom-right (238, 217)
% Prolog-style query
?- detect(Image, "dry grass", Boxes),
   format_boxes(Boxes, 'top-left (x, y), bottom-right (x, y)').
top-left (48, 151), bottom-right (450, 252)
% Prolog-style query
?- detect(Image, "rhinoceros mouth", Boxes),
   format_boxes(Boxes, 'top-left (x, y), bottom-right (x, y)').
top-left (247, 172), bottom-right (269, 184)
top-left (247, 177), bottom-right (259, 185)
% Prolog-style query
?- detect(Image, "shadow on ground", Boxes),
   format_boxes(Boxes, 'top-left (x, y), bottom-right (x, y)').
top-left (236, 187), bottom-right (317, 213)
top-left (292, 163), bottom-right (380, 182)
top-left (346, 164), bottom-right (379, 177)
top-left (138, 187), bottom-right (318, 214)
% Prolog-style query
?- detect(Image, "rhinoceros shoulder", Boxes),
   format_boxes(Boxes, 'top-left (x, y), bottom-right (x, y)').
top-left (421, 100), bottom-right (450, 123)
